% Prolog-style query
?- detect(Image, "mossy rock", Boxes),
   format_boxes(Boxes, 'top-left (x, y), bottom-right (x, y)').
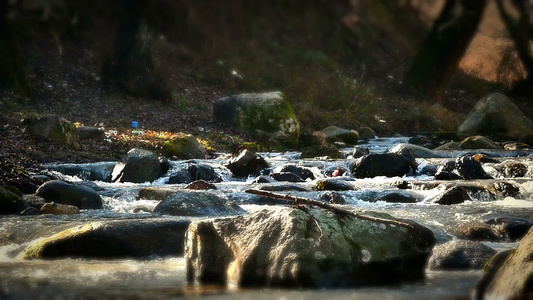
top-left (0, 186), bottom-right (25, 215)
top-left (213, 91), bottom-right (300, 148)
top-left (24, 115), bottom-right (77, 144)
top-left (163, 134), bottom-right (207, 159)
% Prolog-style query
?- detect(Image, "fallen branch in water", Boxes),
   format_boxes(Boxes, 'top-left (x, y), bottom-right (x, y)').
top-left (245, 189), bottom-right (415, 229)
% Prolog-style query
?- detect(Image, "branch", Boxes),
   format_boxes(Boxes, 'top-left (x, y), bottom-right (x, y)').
top-left (245, 189), bottom-right (415, 229)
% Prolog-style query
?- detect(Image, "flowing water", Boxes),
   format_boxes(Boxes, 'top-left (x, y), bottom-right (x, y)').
top-left (1, 137), bottom-right (532, 299)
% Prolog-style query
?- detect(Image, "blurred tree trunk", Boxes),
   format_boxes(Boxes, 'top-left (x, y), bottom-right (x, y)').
top-left (406, 0), bottom-right (487, 97)
top-left (105, 0), bottom-right (167, 100)
top-left (495, 0), bottom-right (533, 93)
top-left (0, 0), bottom-right (30, 94)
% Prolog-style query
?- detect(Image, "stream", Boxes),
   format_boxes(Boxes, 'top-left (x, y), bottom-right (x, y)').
top-left (1, 137), bottom-right (532, 299)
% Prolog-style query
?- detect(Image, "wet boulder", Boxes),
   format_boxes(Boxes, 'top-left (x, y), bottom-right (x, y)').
top-left (162, 134), bottom-right (207, 159)
top-left (459, 135), bottom-right (502, 150)
top-left (0, 186), bottom-right (25, 215)
top-left (375, 190), bottom-right (418, 203)
top-left (502, 161), bottom-right (528, 178)
top-left (387, 143), bottom-right (442, 158)
top-left (187, 164), bottom-right (222, 183)
top-left (112, 148), bottom-right (161, 183)
top-left (46, 162), bottom-right (116, 182)
top-left (321, 126), bottom-right (359, 145)
top-left (357, 126), bottom-right (375, 140)
top-left (40, 202), bottom-right (80, 215)
top-left (270, 172), bottom-right (304, 182)
top-left (458, 93), bottom-right (533, 141)
top-left (153, 191), bottom-right (246, 217)
top-left (485, 217), bottom-right (533, 241)
top-left (455, 154), bottom-right (492, 179)
top-left (316, 178), bottom-right (354, 191)
top-left (434, 161), bottom-right (462, 180)
top-left (23, 115), bottom-right (77, 144)
top-left (455, 223), bottom-right (501, 241)
top-left (300, 145), bottom-right (343, 159)
top-left (213, 91), bottom-right (300, 148)
top-left (476, 228), bottom-right (533, 299)
top-left (428, 240), bottom-right (496, 270)
top-left (274, 164), bottom-right (316, 181)
top-left (225, 149), bottom-right (269, 178)
top-left (22, 219), bottom-right (191, 259)
top-left (167, 169), bottom-right (193, 184)
top-left (185, 207), bottom-right (435, 288)
top-left (35, 180), bottom-right (103, 209)
top-left (350, 153), bottom-right (411, 179)
top-left (430, 186), bottom-right (469, 205)
top-left (318, 191), bottom-right (346, 204)
top-left (184, 180), bottom-right (217, 190)
top-left (137, 187), bottom-right (177, 201)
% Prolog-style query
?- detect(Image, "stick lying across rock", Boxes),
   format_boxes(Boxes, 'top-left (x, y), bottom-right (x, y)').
top-left (245, 189), bottom-right (415, 229)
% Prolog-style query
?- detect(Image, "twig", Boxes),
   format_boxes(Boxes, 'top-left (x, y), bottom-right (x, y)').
top-left (245, 189), bottom-right (415, 229)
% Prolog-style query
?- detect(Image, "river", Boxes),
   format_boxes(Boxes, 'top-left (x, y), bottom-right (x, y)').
top-left (1, 137), bottom-right (532, 299)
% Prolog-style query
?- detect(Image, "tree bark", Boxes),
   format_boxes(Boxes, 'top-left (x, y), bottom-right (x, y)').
top-left (406, 0), bottom-right (487, 97)
top-left (0, 0), bottom-right (30, 94)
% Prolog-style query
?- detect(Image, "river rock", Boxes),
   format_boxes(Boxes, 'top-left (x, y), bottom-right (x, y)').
top-left (477, 228), bottom-right (533, 299)
top-left (485, 217), bottom-right (533, 241)
top-left (300, 145), bottom-right (343, 159)
top-left (152, 191), bottom-right (246, 217)
top-left (352, 146), bottom-right (370, 159)
top-left (321, 126), bottom-right (359, 145)
top-left (387, 143), bottom-right (442, 158)
top-left (316, 178), bottom-right (354, 191)
top-left (270, 172), bottom-right (304, 182)
top-left (185, 207), bottom-right (435, 288)
top-left (23, 114), bottom-right (77, 144)
top-left (22, 194), bottom-right (46, 209)
top-left (459, 135), bottom-right (502, 150)
top-left (434, 160), bottom-right (462, 180)
top-left (188, 164), bottom-right (222, 183)
top-left (434, 141), bottom-right (461, 151)
top-left (427, 239), bottom-right (496, 270)
top-left (257, 184), bottom-right (310, 192)
top-left (350, 153), bottom-right (411, 178)
top-left (455, 154), bottom-right (492, 179)
top-left (162, 134), bottom-right (207, 159)
top-left (375, 190), bottom-right (418, 203)
top-left (76, 126), bottom-right (105, 140)
top-left (35, 180), bottom-right (103, 209)
top-left (502, 161), bottom-right (528, 178)
top-left (486, 181), bottom-right (520, 198)
top-left (213, 91), bottom-right (300, 148)
top-left (40, 202), bottom-right (80, 215)
top-left (46, 162), bottom-right (116, 182)
top-left (112, 148), bottom-right (161, 183)
top-left (22, 219), bottom-right (191, 259)
top-left (430, 186), bottom-right (469, 205)
top-left (225, 149), bottom-right (269, 178)
top-left (274, 164), bottom-right (316, 181)
top-left (0, 186), bottom-right (25, 215)
top-left (357, 126), bottom-right (375, 140)
top-left (184, 180), bottom-right (217, 190)
top-left (455, 223), bottom-right (501, 241)
top-left (167, 169), bottom-right (193, 184)
top-left (457, 93), bottom-right (533, 141)
top-left (159, 156), bottom-right (171, 176)
top-left (137, 187), bottom-right (177, 201)
top-left (318, 191), bottom-right (346, 204)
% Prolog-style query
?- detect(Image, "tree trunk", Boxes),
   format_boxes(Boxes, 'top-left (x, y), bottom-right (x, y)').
top-left (0, 0), bottom-right (30, 94)
top-left (406, 0), bottom-right (487, 97)
top-left (105, 0), bottom-right (167, 100)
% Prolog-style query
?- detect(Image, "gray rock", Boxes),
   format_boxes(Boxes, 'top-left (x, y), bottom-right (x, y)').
top-left (153, 191), bottom-right (246, 217)
top-left (387, 143), bottom-right (442, 158)
top-left (35, 180), bottom-right (103, 209)
top-left (213, 91), bottom-right (300, 147)
top-left (357, 126), bottom-right (375, 140)
top-left (428, 239), bottom-right (496, 270)
top-left (350, 153), bottom-right (411, 178)
top-left (77, 126), bottom-right (105, 140)
top-left (185, 207), bottom-right (435, 288)
top-left (24, 115), bottom-right (77, 144)
top-left (321, 126), bottom-right (359, 145)
top-left (458, 93), bottom-right (533, 141)
top-left (225, 149), bottom-right (269, 178)
top-left (459, 135), bottom-right (502, 150)
top-left (112, 148), bottom-right (161, 183)
top-left (430, 186), bottom-right (469, 205)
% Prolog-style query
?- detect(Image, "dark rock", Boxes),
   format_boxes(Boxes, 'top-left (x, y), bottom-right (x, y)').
top-left (428, 240), bottom-right (497, 270)
top-left (486, 181), bottom-right (520, 198)
top-left (184, 180), bottom-right (217, 190)
top-left (22, 194), bottom-right (47, 209)
top-left (321, 126), bottom-right (359, 145)
top-left (22, 219), bottom-right (192, 259)
top-left (251, 175), bottom-right (276, 184)
top-left (459, 136), bottom-right (502, 150)
top-left (35, 180), bottom-right (103, 209)
top-left (188, 164), bottom-right (222, 182)
top-left (316, 179), bottom-right (354, 191)
top-left (455, 154), bottom-right (493, 179)
top-left (0, 186), bottom-right (25, 215)
top-left (257, 184), bottom-right (310, 192)
top-left (300, 145), bottom-right (343, 159)
top-left (503, 162), bottom-right (528, 178)
top-left (46, 162), bottom-right (116, 182)
top-left (76, 126), bottom-right (105, 140)
top-left (352, 146), bottom-right (370, 159)
top-left (185, 207), bottom-right (435, 288)
top-left (357, 126), bottom-right (375, 139)
top-left (225, 149), bottom-right (269, 178)
top-left (20, 207), bottom-right (40, 216)
top-left (112, 148), bottom-right (161, 183)
top-left (318, 191), bottom-right (346, 204)
top-left (276, 164), bottom-right (316, 180)
top-left (350, 153), bottom-right (411, 179)
top-left (270, 172), bottom-right (304, 182)
top-left (137, 187), bottom-right (177, 201)
top-left (485, 217), bottom-right (533, 241)
top-left (375, 190), bottom-right (418, 203)
top-left (153, 191), bottom-right (246, 217)
top-left (418, 164), bottom-right (439, 176)
top-left (167, 169), bottom-right (193, 184)
top-left (431, 186), bottom-right (469, 205)
top-left (159, 156), bottom-right (171, 176)
top-left (455, 223), bottom-right (501, 241)
top-left (40, 202), bottom-right (80, 215)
